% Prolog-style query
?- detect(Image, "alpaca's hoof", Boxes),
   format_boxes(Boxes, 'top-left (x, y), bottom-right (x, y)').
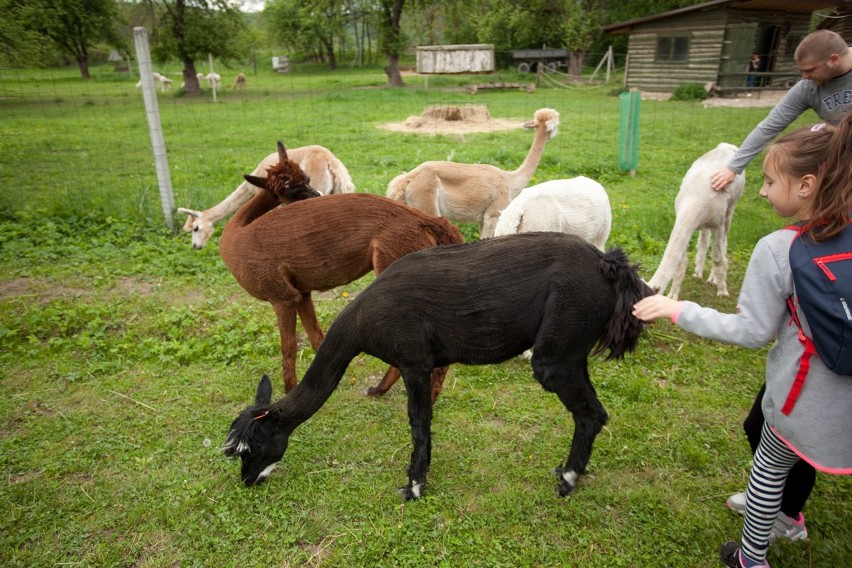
top-left (398, 480), bottom-right (424, 500)
top-left (552, 468), bottom-right (578, 497)
top-left (365, 386), bottom-right (385, 397)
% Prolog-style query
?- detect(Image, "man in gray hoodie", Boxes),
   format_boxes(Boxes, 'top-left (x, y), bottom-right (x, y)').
top-left (710, 29), bottom-right (852, 191)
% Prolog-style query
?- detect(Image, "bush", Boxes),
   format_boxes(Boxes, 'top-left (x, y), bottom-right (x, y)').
top-left (670, 83), bottom-right (708, 101)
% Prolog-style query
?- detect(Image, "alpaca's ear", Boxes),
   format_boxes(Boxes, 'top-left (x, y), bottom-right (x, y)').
top-left (177, 207), bottom-right (201, 218)
top-left (244, 174), bottom-right (268, 189)
top-left (255, 375), bottom-right (273, 405)
top-left (276, 141), bottom-right (289, 162)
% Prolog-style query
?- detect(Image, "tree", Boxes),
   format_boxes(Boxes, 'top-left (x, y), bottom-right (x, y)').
top-left (264, 0), bottom-right (348, 70)
top-left (149, 0), bottom-right (246, 95)
top-left (377, 0), bottom-right (405, 86)
top-left (2, 0), bottom-right (124, 78)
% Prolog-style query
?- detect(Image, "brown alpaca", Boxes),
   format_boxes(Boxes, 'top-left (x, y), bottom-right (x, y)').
top-left (386, 108), bottom-right (559, 238)
top-left (219, 142), bottom-right (465, 397)
top-left (232, 72), bottom-right (246, 90)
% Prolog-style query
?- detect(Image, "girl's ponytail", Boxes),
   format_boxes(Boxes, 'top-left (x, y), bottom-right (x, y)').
top-left (808, 113), bottom-right (852, 240)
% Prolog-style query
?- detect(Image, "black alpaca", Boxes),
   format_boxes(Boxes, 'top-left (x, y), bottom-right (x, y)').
top-left (223, 232), bottom-right (653, 498)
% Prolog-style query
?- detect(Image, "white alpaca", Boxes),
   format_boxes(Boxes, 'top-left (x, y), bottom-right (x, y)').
top-left (178, 145), bottom-right (356, 249)
top-left (647, 143), bottom-right (746, 300)
top-left (203, 72), bottom-right (221, 89)
top-left (136, 72), bottom-right (173, 93)
top-left (492, 177), bottom-right (612, 251)
top-left (386, 108), bottom-right (559, 238)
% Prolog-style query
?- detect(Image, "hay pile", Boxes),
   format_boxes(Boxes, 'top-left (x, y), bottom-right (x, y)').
top-left (380, 104), bottom-right (525, 136)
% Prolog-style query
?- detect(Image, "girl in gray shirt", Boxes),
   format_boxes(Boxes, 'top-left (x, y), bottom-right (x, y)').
top-left (634, 115), bottom-right (852, 568)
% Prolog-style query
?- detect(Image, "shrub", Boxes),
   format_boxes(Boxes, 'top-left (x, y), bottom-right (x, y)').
top-left (670, 83), bottom-right (708, 101)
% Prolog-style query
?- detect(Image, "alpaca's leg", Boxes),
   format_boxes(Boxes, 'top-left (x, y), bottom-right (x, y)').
top-left (296, 293), bottom-right (324, 350)
top-left (532, 355), bottom-right (608, 496)
top-left (693, 228), bottom-right (710, 278)
top-left (399, 366), bottom-right (434, 500)
top-left (479, 206), bottom-right (503, 239)
top-left (669, 253), bottom-right (689, 301)
top-left (710, 226), bottom-right (729, 297)
top-left (366, 366), bottom-right (402, 397)
top-left (367, 365), bottom-right (448, 402)
top-left (271, 302), bottom-right (300, 393)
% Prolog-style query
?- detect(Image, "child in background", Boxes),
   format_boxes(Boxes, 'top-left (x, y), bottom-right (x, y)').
top-left (633, 114), bottom-right (852, 568)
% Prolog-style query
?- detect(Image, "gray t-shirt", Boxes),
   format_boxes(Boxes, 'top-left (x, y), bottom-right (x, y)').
top-left (728, 69), bottom-right (852, 174)
top-left (676, 229), bottom-right (852, 472)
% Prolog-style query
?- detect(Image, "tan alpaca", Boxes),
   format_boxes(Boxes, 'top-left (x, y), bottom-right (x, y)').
top-left (232, 73), bottom-right (246, 90)
top-left (178, 145), bottom-right (355, 249)
top-left (386, 108), bottom-right (559, 238)
top-left (648, 143), bottom-right (745, 300)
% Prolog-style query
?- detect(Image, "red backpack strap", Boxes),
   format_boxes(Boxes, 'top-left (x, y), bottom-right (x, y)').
top-left (781, 296), bottom-right (816, 416)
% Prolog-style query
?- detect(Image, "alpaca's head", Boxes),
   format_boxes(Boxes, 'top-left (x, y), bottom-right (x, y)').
top-left (243, 142), bottom-right (321, 204)
top-left (523, 108), bottom-right (560, 140)
top-left (177, 208), bottom-right (214, 249)
top-left (222, 375), bottom-right (290, 487)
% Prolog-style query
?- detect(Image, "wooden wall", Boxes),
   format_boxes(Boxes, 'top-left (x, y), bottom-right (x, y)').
top-left (624, 7), bottom-right (814, 92)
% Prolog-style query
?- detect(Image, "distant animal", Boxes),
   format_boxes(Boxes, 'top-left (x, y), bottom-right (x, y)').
top-left (386, 108), bottom-right (559, 238)
top-left (232, 73), bottom-right (246, 90)
top-left (218, 142), bottom-right (464, 394)
top-left (203, 72), bottom-right (221, 89)
top-left (493, 176), bottom-right (612, 251)
top-left (223, 232), bottom-right (652, 499)
top-left (135, 72), bottom-right (172, 93)
top-left (178, 145), bottom-right (355, 249)
top-left (648, 143), bottom-right (745, 299)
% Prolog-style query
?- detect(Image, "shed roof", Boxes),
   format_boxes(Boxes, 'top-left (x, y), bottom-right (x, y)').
top-left (604, 0), bottom-right (846, 35)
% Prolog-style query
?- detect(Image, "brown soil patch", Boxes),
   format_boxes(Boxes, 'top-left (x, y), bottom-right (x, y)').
top-left (379, 104), bottom-right (526, 136)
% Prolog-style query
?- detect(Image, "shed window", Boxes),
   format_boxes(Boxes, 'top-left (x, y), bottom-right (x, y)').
top-left (656, 36), bottom-right (690, 62)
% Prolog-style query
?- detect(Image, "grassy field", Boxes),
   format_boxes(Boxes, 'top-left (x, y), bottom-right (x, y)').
top-left (1, 63), bottom-right (849, 567)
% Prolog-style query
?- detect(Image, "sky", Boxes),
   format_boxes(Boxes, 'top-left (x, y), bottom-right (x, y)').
top-left (240, 0), bottom-right (265, 12)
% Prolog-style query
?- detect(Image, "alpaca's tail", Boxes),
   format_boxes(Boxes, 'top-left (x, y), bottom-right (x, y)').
top-left (386, 173), bottom-right (409, 201)
top-left (594, 248), bottom-right (653, 360)
top-left (328, 159), bottom-right (356, 194)
top-left (646, 209), bottom-right (700, 295)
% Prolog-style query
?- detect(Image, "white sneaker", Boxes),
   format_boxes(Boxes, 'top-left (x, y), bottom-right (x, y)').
top-left (725, 492), bottom-right (809, 541)
top-left (726, 492), bottom-right (747, 514)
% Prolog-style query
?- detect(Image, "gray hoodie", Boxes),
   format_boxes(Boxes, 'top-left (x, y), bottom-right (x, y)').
top-left (676, 228), bottom-right (852, 473)
top-left (728, 70), bottom-right (852, 174)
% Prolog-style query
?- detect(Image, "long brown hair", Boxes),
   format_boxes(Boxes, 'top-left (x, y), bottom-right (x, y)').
top-left (766, 113), bottom-right (852, 240)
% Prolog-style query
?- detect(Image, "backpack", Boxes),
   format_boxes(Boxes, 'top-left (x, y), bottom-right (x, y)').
top-left (781, 219), bottom-right (852, 416)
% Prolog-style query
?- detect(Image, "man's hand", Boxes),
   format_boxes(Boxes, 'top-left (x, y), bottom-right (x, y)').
top-left (710, 167), bottom-right (737, 191)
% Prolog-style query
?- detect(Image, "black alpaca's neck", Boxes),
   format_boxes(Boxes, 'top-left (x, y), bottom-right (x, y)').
top-left (268, 328), bottom-right (360, 427)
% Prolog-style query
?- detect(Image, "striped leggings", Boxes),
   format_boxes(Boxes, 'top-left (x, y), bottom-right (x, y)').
top-left (741, 422), bottom-right (801, 562)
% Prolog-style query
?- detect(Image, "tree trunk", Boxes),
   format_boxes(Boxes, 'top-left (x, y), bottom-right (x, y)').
top-left (76, 54), bottom-right (90, 79)
top-left (380, 0), bottom-right (405, 87)
top-left (385, 55), bottom-right (404, 87)
top-left (182, 61), bottom-right (201, 95)
top-left (323, 38), bottom-right (337, 70)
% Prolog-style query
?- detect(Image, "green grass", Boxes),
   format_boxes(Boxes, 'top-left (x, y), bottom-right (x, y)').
top-left (1, 63), bottom-right (849, 567)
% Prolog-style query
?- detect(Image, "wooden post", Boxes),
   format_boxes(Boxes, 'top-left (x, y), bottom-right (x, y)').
top-left (208, 53), bottom-right (218, 103)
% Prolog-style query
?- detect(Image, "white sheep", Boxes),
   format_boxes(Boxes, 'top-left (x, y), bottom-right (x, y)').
top-left (647, 142), bottom-right (746, 300)
top-left (386, 108), bottom-right (559, 238)
top-left (492, 177), bottom-right (612, 251)
top-left (135, 72), bottom-right (173, 93)
top-left (178, 145), bottom-right (356, 249)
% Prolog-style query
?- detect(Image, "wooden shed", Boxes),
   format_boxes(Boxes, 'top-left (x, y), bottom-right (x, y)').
top-left (415, 44), bottom-right (495, 74)
top-left (603, 0), bottom-right (846, 94)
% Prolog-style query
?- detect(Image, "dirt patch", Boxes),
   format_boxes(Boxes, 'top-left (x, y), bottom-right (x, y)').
top-left (379, 104), bottom-right (526, 136)
top-left (639, 89), bottom-right (786, 108)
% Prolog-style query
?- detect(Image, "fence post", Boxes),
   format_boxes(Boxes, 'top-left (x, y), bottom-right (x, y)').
top-left (618, 90), bottom-right (641, 176)
top-left (133, 27), bottom-right (176, 232)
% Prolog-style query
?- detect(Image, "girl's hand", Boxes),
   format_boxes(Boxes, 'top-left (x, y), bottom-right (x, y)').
top-left (633, 294), bottom-right (681, 322)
